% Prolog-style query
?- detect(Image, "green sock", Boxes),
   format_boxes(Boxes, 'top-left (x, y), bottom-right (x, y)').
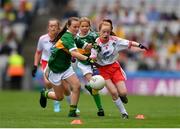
top-left (92, 92), bottom-right (103, 110)
top-left (85, 85), bottom-right (92, 94)
top-left (86, 85), bottom-right (103, 110)
top-left (69, 105), bottom-right (77, 113)
top-left (44, 90), bottom-right (49, 98)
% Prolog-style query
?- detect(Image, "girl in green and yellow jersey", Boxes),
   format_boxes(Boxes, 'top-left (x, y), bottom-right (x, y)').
top-left (75, 17), bottom-right (105, 116)
top-left (39, 17), bottom-right (92, 117)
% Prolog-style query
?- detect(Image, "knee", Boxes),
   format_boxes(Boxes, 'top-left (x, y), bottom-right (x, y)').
top-left (56, 95), bottom-right (64, 101)
top-left (44, 80), bottom-right (52, 89)
top-left (71, 82), bottom-right (81, 92)
top-left (73, 85), bottom-right (81, 93)
top-left (64, 89), bottom-right (71, 96)
top-left (63, 84), bottom-right (71, 96)
top-left (119, 90), bottom-right (127, 96)
top-left (111, 91), bottom-right (119, 100)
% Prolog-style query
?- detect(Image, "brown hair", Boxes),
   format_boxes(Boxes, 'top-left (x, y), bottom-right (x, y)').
top-left (101, 19), bottom-right (116, 36)
top-left (53, 17), bottom-right (79, 42)
top-left (102, 19), bottom-right (113, 30)
top-left (48, 18), bottom-right (61, 30)
top-left (48, 18), bottom-right (61, 26)
top-left (99, 21), bottom-right (111, 31)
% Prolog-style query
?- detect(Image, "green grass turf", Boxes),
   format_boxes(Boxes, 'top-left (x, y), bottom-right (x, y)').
top-left (0, 90), bottom-right (180, 128)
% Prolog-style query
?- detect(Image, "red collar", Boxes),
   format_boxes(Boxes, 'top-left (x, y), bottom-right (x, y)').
top-left (99, 37), bottom-right (109, 44)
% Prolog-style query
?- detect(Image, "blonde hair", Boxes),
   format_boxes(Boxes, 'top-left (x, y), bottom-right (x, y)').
top-left (80, 17), bottom-right (91, 26)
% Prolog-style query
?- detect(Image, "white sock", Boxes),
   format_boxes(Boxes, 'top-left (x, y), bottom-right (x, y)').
top-left (65, 95), bottom-right (71, 104)
top-left (113, 98), bottom-right (128, 114)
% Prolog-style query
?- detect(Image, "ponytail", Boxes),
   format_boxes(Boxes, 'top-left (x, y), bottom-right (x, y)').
top-left (53, 24), bottom-right (67, 42)
top-left (52, 17), bottom-right (79, 42)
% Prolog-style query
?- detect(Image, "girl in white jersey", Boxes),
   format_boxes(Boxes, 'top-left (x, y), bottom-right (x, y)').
top-left (90, 21), bottom-right (147, 119)
top-left (32, 18), bottom-right (80, 113)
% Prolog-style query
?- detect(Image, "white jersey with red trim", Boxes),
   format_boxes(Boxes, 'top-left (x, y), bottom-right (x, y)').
top-left (36, 34), bottom-right (54, 61)
top-left (93, 36), bottom-right (131, 66)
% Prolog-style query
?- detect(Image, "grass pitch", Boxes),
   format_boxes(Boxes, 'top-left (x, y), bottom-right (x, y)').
top-left (0, 91), bottom-right (180, 128)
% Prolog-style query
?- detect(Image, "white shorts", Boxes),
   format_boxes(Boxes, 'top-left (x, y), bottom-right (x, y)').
top-left (77, 62), bottom-right (93, 76)
top-left (47, 66), bottom-right (75, 86)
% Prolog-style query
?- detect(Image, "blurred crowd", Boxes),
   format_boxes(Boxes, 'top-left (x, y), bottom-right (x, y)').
top-left (0, 0), bottom-right (180, 90)
top-left (0, 0), bottom-right (32, 55)
top-left (72, 0), bottom-right (180, 72)
top-left (0, 0), bottom-right (71, 90)
top-left (0, 0), bottom-right (47, 89)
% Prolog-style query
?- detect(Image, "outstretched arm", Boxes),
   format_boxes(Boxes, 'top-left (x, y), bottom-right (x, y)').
top-left (131, 41), bottom-right (148, 50)
top-left (71, 49), bottom-right (95, 64)
top-left (71, 49), bottom-right (88, 61)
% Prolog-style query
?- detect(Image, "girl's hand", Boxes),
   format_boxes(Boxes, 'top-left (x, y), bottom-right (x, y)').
top-left (85, 43), bottom-right (92, 50)
top-left (139, 44), bottom-right (148, 50)
top-left (86, 57), bottom-right (96, 64)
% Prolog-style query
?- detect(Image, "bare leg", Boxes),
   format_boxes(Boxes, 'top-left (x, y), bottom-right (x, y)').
top-left (48, 84), bottom-right (65, 101)
top-left (105, 79), bottom-right (128, 118)
top-left (116, 81), bottom-right (127, 96)
top-left (65, 74), bottom-right (81, 117)
top-left (65, 74), bottom-right (81, 106)
top-left (116, 81), bottom-right (128, 104)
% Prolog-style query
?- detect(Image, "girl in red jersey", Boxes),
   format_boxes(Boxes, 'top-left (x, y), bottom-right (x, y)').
top-left (90, 21), bottom-right (147, 119)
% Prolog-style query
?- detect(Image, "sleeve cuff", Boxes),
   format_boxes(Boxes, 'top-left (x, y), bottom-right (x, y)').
top-left (37, 50), bottom-right (42, 54)
top-left (82, 42), bottom-right (88, 49)
top-left (69, 47), bottom-right (77, 52)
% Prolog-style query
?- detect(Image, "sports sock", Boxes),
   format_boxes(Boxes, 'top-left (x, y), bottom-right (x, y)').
top-left (86, 84), bottom-right (103, 110)
top-left (44, 90), bottom-right (49, 98)
top-left (54, 100), bottom-right (60, 112)
top-left (113, 97), bottom-right (128, 114)
top-left (69, 105), bottom-right (77, 113)
top-left (91, 88), bottom-right (103, 110)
